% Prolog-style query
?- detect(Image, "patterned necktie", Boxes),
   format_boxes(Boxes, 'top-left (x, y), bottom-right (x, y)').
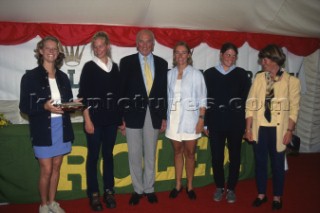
top-left (264, 72), bottom-right (273, 122)
top-left (264, 70), bottom-right (283, 122)
top-left (144, 56), bottom-right (153, 96)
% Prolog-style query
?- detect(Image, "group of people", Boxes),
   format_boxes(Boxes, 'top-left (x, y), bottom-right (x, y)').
top-left (19, 29), bottom-right (300, 213)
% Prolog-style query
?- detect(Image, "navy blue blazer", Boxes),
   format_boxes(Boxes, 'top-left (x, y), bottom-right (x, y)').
top-left (119, 53), bottom-right (168, 129)
top-left (19, 65), bottom-right (74, 146)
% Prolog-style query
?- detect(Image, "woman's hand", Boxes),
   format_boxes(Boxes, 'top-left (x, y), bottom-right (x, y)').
top-left (44, 99), bottom-right (64, 114)
top-left (244, 129), bottom-right (254, 143)
top-left (84, 119), bottom-right (94, 134)
top-left (284, 119), bottom-right (295, 145)
top-left (196, 118), bottom-right (204, 134)
top-left (203, 128), bottom-right (209, 136)
top-left (283, 130), bottom-right (293, 145)
top-left (245, 118), bottom-right (254, 143)
top-left (82, 108), bottom-right (94, 134)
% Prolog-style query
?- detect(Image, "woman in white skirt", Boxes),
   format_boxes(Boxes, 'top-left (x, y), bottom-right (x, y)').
top-left (166, 41), bottom-right (207, 200)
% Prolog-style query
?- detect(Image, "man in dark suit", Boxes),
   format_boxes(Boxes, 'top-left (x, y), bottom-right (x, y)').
top-left (119, 29), bottom-right (168, 205)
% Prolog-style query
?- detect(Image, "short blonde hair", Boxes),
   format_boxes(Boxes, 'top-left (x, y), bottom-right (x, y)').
top-left (91, 31), bottom-right (111, 57)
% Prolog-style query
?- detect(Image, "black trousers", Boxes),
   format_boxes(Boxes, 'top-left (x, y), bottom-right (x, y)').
top-left (208, 129), bottom-right (244, 191)
top-left (85, 124), bottom-right (118, 197)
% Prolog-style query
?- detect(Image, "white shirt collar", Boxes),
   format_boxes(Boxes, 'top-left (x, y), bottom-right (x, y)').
top-left (215, 63), bottom-right (236, 75)
top-left (93, 56), bottom-right (113, 73)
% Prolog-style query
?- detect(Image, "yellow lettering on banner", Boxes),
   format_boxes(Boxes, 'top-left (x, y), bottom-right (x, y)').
top-left (194, 137), bottom-right (208, 177)
top-left (156, 138), bottom-right (208, 180)
top-left (57, 136), bottom-right (213, 191)
top-left (113, 143), bottom-right (132, 187)
top-left (155, 140), bottom-right (175, 180)
top-left (58, 146), bottom-right (87, 190)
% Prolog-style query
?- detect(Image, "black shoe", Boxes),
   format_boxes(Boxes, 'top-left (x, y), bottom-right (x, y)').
top-left (129, 192), bottom-right (143, 205)
top-left (186, 188), bottom-right (197, 200)
top-left (169, 187), bottom-right (182, 198)
top-left (89, 193), bottom-right (103, 211)
top-left (272, 200), bottom-right (282, 210)
top-left (252, 196), bottom-right (268, 207)
top-left (145, 192), bottom-right (158, 203)
top-left (103, 190), bottom-right (116, 209)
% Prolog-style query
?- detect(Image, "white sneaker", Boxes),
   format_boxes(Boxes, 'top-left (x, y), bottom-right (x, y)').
top-left (39, 204), bottom-right (50, 213)
top-left (48, 201), bottom-right (65, 213)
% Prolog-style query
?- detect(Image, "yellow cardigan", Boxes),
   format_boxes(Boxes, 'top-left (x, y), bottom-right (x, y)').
top-left (246, 71), bottom-right (301, 152)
